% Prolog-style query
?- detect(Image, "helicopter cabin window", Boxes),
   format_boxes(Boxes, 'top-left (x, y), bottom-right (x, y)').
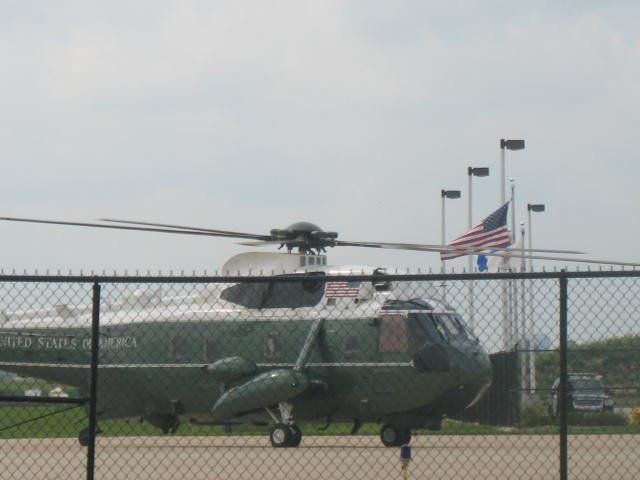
top-left (382, 299), bottom-right (433, 311)
top-left (220, 273), bottom-right (325, 309)
top-left (264, 332), bottom-right (283, 358)
top-left (204, 338), bottom-right (219, 362)
top-left (170, 336), bottom-right (188, 360)
top-left (378, 314), bottom-right (408, 353)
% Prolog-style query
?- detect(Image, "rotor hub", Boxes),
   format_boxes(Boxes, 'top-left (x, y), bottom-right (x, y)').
top-left (270, 222), bottom-right (338, 254)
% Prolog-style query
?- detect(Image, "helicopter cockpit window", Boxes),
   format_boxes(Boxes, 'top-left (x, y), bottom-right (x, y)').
top-left (434, 314), bottom-right (468, 340)
top-left (430, 316), bottom-right (449, 341)
top-left (378, 314), bottom-right (408, 353)
top-left (220, 273), bottom-right (325, 309)
top-left (264, 332), bottom-right (283, 358)
top-left (170, 336), bottom-right (188, 360)
top-left (407, 313), bottom-right (439, 348)
top-left (452, 314), bottom-right (478, 342)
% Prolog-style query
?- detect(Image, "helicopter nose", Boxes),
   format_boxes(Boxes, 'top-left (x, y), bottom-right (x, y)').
top-left (456, 342), bottom-right (491, 379)
top-left (412, 343), bottom-right (451, 373)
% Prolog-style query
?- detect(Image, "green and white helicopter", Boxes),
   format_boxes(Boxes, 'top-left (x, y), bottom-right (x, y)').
top-left (0, 217), bottom-right (633, 447)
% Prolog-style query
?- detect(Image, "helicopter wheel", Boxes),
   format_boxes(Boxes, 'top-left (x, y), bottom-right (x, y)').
top-left (288, 424), bottom-right (302, 447)
top-left (269, 423), bottom-right (292, 448)
top-left (380, 424), bottom-right (411, 447)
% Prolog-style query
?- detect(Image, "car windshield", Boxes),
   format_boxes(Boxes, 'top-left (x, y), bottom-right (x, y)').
top-left (571, 378), bottom-right (605, 393)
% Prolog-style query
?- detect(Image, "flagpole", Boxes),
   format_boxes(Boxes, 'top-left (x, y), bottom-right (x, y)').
top-left (510, 179), bottom-right (516, 243)
top-left (500, 145), bottom-right (506, 205)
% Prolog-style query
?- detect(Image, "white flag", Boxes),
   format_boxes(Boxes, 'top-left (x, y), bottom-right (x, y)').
top-left (487, 235), bottom-right (524, 273)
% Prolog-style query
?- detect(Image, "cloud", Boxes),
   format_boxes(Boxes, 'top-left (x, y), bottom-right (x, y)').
top-left (0, 1), bottom-right (639, 271)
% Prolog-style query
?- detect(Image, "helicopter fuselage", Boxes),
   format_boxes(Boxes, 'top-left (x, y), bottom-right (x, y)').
top-left (0, 282), bottom-right (492, 437)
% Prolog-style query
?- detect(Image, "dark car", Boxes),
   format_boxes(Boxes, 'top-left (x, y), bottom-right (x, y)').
top-left (549, 373), bottom-right (614, 417)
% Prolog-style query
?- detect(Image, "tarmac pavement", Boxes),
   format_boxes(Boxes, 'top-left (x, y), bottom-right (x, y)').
top-left (1, 434), bottom-right (639, 480)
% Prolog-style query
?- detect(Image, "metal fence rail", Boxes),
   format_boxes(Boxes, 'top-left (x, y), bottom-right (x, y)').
top-left (0, 271), bottom-right (638, 480)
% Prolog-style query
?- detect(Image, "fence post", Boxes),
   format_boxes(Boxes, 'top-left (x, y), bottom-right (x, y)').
top-left (87, 282), bottom-right (101, 480)
top-left (559, 271), bottom-right (568, 480)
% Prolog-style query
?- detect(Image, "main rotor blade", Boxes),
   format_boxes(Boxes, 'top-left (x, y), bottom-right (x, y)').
top-left (478, 250), bottom-right (640, 268)
top-left (0, 216), bottom-right (268, 240)
top-left (98, 218), bottom-right (271, 241)
top-left (238, 240), bottom-right (301, 247)
top-left (335, 240), bottom-right (584, 255)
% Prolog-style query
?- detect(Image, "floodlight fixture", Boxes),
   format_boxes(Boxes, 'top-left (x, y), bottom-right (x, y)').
top-left (441, 189), bottom-right (461, 199)
top-left (468, 167), bottom-right (490, 177)
top-left (500, 139), bottom-right (525, 150)
top-left (528, 203), bottom-right (546, 212)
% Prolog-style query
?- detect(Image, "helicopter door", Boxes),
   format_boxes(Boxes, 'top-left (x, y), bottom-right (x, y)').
top-left (373, 314), bottom-right (408, 394)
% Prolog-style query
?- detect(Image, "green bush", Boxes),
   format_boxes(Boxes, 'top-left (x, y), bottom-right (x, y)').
top-left (519, 404), bottom-right (628, 428)
top-left (520, 405), bottom-right (554, 427)
top-left (567, 411), bottom-right (628, 427)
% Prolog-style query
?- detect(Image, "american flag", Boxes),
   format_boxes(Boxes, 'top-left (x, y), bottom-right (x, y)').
top-left (440, 202), bottom-right (511, 260)
top-left (325, 281), bottom-right (360, 298)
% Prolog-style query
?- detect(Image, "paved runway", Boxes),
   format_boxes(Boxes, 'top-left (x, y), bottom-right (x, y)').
top-left (2, 434), bottom-right (639, 480)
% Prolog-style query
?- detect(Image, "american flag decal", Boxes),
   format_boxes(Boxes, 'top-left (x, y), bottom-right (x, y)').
top-left (325, 281), bottom-right (360, 298)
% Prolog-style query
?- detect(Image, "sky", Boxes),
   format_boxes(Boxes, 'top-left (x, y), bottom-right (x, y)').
top-left (1, 0), bottom-right (639, 274)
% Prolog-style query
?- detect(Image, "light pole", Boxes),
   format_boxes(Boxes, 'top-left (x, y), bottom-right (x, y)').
top-left (527, 204), bottom-right (546, 272)
top-left (500, 139), bottom-right (525, 204)
top-left (527, 203), bottom-right (545, 395)
top-left (467, 167), bottom-right (489, 330)
top-left (499, 139), bottom-right (524, 351)
top-left (441, 189), bottom-right (461, 301)
top-left (467, 167), bottom-right (490, 271)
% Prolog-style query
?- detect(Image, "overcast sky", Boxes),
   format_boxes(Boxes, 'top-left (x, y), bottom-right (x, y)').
top-left (1, 1), bottom-right (639, 274)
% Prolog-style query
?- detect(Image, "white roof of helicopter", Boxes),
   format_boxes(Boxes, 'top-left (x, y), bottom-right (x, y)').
top-left (0, 251), bottom-right (449, 329)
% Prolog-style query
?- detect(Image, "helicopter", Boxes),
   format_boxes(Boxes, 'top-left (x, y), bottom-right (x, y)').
top-left (0, 216), bottom-right (637, 448)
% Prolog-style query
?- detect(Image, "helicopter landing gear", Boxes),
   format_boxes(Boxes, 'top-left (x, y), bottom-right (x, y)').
top-left (267, 402), bottom-right (302, 448)
top-left (147, 414), bottom-right (181, 435)
top-left (380, 424), bottom-right (411, 447)
top-left (78, 425), bottom-right (102, 447)
top-left (288, 424), bottom-right (302, 447)
top-left (269, 422), bottom-right (302, 448)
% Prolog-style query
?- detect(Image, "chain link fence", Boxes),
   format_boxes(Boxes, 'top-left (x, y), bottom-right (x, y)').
top-left (0, 271), bottom-right (638, 479)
